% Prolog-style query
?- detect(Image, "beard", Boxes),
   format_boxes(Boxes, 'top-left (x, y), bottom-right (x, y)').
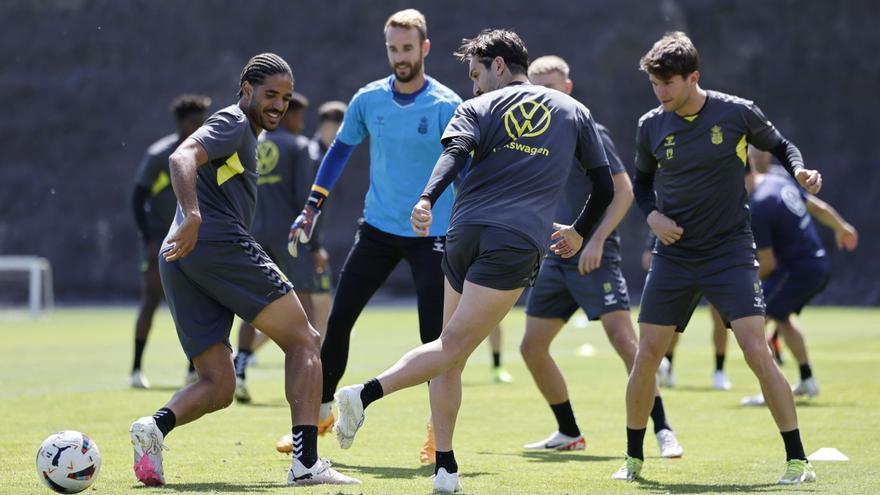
top-left (392, 57), bottom-right (423, 83)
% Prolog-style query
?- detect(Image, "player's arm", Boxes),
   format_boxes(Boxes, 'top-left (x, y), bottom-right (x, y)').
top-left (412, 135), bottom-right (476, 236)
top-left (805, 195), bottom-right (859, 251)
top-left (631, 122), bottom-right (683, 246)
top-left (577, 172), bottom-right (632, 273)
top-left (163, 138), bottom-right (209, 261)
top-left (552, 110), bottom-right (614, 259)
top-left (744, 102), bottom-right (822, 193)
top-left (131, 154), bottom-right (157, 244)
top-left (756, 247), bottom-right (777, 280)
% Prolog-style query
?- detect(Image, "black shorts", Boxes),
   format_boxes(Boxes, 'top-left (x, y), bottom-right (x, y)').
top-left (442, 224), bottom-right (541, 293)
top-left (763, 258), bottom-right (830, 320)
top-left (526, 257), bottom-right (630, 321)
top-left (159, 238), bottom-right (292, 359)
top-left (260, 241), bottom-right (332, 294)
top-left (639, 248), bottom-right (764, 332)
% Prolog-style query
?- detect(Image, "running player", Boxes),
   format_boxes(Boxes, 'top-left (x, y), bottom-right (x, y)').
top-left (332, 29), bottom-right (614, 493)
top-left (130, 94), bottom-right (210, 388)
top-left (520, 55), bottom-right (682, 457)
top-left (287, 9), bottom-right (461, 455)
top-left (128, 53), bottom-right (358, 487)
top-left (740, 146), bottom-right (857, 405)
top-left (614, 32), bottom-right (821, 484)
top-left (231, 92), bottom-right (333, 403)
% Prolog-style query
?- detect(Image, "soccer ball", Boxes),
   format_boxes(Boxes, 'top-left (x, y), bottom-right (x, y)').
top-left (35, 431), bottom-right (101, 493)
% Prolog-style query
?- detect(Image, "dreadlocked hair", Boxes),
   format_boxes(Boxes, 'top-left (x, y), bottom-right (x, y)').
top-left (238, 53), bottom-right (293, 98)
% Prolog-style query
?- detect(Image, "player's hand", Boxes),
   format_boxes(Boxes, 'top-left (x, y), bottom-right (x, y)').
top-left (550, 223), bottom-right (584, 259)
top-left (312, 247), bottom-right (329, 274)
top-left (647, 211), bottom-right (683, 246)
top-left (578, 237), bottom-right (604, 275)
top-left (288, 205), bottom-right (321, 257)
top-left (835, 224), bottom-right (858, 251)
top-left (411, 198), bottom-right (433, 237)
top-left (795, 169), bottom-right (822, 194)
top-left (163, 212), bottom-right (201, 261)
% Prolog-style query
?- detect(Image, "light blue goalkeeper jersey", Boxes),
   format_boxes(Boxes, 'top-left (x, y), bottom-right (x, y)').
top-left (336, 75), bottom-right (460, 237)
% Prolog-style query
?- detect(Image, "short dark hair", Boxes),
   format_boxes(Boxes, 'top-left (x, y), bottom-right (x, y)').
top-left (169, 93), bottom-right (211, 120)
top-left (454, 29), bottom-right (529, 76)
top-left (317, 100), bottom-right (347, 123)
top-left (288, 92), bottom-right (309, 112)
top-left (238, 53), bottom-right (293, 98)
top-left (639, 32), bottom-right (699, 79)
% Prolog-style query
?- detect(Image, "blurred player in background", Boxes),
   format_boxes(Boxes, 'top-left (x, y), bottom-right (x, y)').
top-left (128, 53), bottom-right (358, 487)
top-left (740, 146), bottom-right (858, 405)
top-left (332, 29), bottom-right (613, 493)
top-left (520, 55), bottom-right (682, 457)
top-left (287, 9), bottom-right (461, 464)
top-left (616, 32), bottom-right (821, 484)
top-left (130, 93), bottom-right (210, 389)
top-left (232, 93), bottom-right (334, 403)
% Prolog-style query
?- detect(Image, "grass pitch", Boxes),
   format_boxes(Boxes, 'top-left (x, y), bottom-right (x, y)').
top-left (1, 306), bottom-right (878, 494)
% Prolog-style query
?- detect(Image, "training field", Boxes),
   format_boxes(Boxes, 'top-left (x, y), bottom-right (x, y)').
top-left (2, 306), bottom-right (878, 494)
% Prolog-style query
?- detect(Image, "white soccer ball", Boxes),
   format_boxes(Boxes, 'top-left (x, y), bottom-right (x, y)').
top-left (35, 431), bottom-right (101, 493)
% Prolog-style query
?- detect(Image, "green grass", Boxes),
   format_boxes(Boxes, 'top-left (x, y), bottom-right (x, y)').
top-left (2, 306), bottom-right (879, 494)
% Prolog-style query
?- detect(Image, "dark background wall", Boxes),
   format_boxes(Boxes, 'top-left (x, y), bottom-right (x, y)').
top-left (1, 0), bottom-right (877, 304)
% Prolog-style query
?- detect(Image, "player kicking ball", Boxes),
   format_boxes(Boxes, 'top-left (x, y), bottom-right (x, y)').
top-left (128, 53), bottom-right (358, 487)
top-left (333, 29), bottom-right (614, 493)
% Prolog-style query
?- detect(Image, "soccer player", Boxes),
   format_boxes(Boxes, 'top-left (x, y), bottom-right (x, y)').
top-left (130, 94), bottom-right (210, 389)
top-left (488, 325), bottom-right (513, 383)
top-left (287, 9), bottom-right (461, 455)
top-left (231, 92), bottom-right (334, 403)
top-left (614, 32), bottom-right (822, 484)
top-left (740, 146), bottom-right (857, 404)
top-left (128, 53), bottom-right (358, 487)
top-left (274, 100), bottom-right (348, 454)
top-left (332, 29), bottom-right (614, 493)
top-left (520, 55), bottom-right (683, 457)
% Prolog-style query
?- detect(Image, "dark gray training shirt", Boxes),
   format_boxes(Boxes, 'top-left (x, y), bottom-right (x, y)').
top-left (134, 133), bottom-right (180, 239)
top-left (548, 123), bottom-right (626, 265)
top-left (635, 90), bottom-right (785, 257)
top-left (251, 128), bottom-right (315, 246)
top-left (442, 83), bottom-right (609, 250)
top-left (169, 104), bottom-right (259, 242)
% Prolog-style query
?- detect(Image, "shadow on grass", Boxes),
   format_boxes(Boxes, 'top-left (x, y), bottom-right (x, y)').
top-left (142, 481), bottom-right (278, 492)
top-left (671, 385), bottom-right (725, 393)
top-left (236, 400), bottom-right (288, 408)
top-left (635, 478), bottom-right (784, 494)
top-left (477, 450), bottom-right (619, 462)
top-left (330, 461), bottom-right (493, 481)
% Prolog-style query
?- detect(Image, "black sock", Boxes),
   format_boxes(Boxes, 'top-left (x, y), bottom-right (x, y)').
top-left (799, 363), bottom-right (813, 381)
top-left (153, 407), bottom-right (176, 438)
top-left (650, 396), bottom-right (671, 433)
top-left (360, 378), bottom-right (384, 410)
top-left (292, 425), bottom-right (318, 468)
top-left (492, 352), bottom-right (501, 368)
top-left (715, 353), bottom-right (726, 372)
top-left (665, 353), bottom-right (674, 371)
top-left (133, 339), bottom-right (146, 372)
top-left (550, 400), bottom-right (580, 437)
top-left (781, 428), bottom-right (806, 461)
top-left (233, 350), bottom-right (252, 379)
top-left (435, 450), bottom-right (458, 475)
top-left (626, 427), bottom-right (646, 460)
top-left (187, 360), bottom-right (195, 373)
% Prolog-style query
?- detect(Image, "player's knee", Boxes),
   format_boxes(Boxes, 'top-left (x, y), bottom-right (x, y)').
top-left (519, 337), bottom-right (546, 362)
top-left (741, 341), bottom-right (774, 370)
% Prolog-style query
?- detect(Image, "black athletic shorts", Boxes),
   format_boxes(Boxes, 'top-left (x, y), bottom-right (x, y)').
top-left (442, 224), bottom-right (541, 293)
top-left (159, 238), bottom-right (292, 359)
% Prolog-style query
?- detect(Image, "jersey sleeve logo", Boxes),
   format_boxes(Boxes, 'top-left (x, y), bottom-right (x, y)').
top-left (780, 184), bottom-right (807, 217)
top-left (150, 171), bottom-right (171, 196)
top-left (256, 141), bottom-right (280, 175)
top-left (503, 99), bottom-right (552, 140)
top-left (217, 152), bottom-right (244, 186)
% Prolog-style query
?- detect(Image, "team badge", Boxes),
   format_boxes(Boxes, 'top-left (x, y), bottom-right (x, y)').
top-left (418, 116), bottom-right (428, 135)
top-left (711, 125), bottom-right (723, 145)
top-left (663, 134), bottom-right (675, 161)
top-left (256, 141), bottom-right (280, 175)
top-left (603, 282), bottom-right (612, 293)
